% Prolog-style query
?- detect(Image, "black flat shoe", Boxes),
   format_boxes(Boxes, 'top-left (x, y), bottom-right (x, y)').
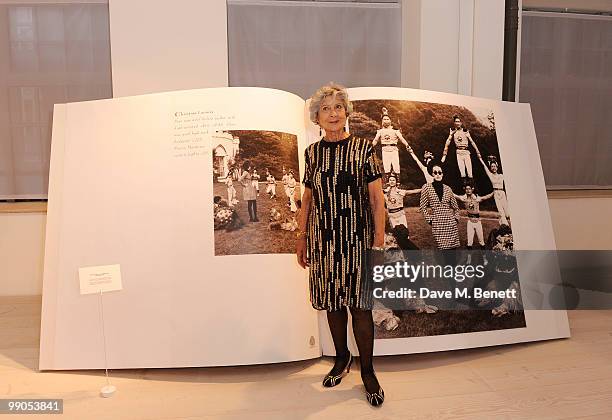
top-left (365, 386), bottom-right (385, 407)
top-left (322, 353), bottom-right (353, 388)
top-left (362, 371), bottom-right (385, 406)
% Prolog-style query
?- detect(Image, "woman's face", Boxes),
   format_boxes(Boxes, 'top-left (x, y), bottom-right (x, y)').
top-left (388, 176), bottom-right (397, 187)
top-left (454, 118), bottom-right (462, 129)
top-left (432, 165), bottom-right (443, 182)
top-left (490, 163), bottom-right (498, 173)
top-left (318, 95), bottom-right (347, 134)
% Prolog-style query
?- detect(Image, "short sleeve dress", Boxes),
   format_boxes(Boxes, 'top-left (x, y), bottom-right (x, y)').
top-left (302, 135), bottom-right (383, 311)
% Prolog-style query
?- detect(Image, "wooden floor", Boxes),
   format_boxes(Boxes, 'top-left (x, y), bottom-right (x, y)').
top-left (1, 296), bottom-right (611, 420)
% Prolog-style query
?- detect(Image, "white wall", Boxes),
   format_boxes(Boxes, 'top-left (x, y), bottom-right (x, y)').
top-left (471, 0), bottom-right (506, 98)
top-left (400, 0), bottom-right (421, 88)
top-left (0, 213), bottom-right (46, 295)
top-left (419, 0), bottom-right (462, 94)
top-left (401, 0), bottom-right (505, 99)
top-left (548, 198), bottom-right (612, 250)
top-left (108, 0), bottom-right (228, 96)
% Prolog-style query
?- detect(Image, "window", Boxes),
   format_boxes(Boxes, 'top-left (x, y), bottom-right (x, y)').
top-left (519, 11), bottom-right (612, 189)
top-left (227, 0), bottom-right (402, 99)
top-left (0, 3), bottom-right (112, 200)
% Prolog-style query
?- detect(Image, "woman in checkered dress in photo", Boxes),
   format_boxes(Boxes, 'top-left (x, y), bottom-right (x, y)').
top-left (419, 163), bottom-right (460, 250)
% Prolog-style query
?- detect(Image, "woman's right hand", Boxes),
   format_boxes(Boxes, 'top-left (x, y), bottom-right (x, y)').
top-left (296, 238), bottom-right (309, 268)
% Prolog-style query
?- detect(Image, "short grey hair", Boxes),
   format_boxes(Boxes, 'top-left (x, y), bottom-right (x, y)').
top-left (308, 82), bottom-right (353, 125)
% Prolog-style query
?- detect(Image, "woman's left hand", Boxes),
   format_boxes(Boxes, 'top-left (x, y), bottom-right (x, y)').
top-left (296, 238), bottom-right (310, 268)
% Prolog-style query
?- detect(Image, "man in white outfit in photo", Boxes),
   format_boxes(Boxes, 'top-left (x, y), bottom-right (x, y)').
top-left (372, 108), bottom-right (410, 174)
top-left (441, 115), bottom-right (480, 186)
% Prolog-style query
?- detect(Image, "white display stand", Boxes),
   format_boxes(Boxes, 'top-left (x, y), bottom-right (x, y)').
top-left (98, 291), bottom-right (115, 397)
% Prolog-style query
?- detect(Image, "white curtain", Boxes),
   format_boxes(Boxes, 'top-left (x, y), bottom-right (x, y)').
top-left (0, 3), bottom-right (112, 200)
top-left (519, 12), bottom-right (612, 189)
top-left (227, 0), bottom-right (402, 99)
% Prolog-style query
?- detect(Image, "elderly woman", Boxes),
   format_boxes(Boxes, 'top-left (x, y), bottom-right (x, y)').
top-left (296, 83), bottom-right (386, 407)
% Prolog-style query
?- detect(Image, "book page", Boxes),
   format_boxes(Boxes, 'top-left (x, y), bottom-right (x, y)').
top-left (308, 87), bottom-right (568, 356)
top-left (40, 87), bottom-right (320, 369)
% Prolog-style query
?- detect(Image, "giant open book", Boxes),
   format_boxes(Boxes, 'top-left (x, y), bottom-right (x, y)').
top-left (40, 87), bottom-right (569, 370)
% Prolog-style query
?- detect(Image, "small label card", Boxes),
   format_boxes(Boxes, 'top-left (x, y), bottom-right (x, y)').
top-left (79, 264), bottom-right (123, 295)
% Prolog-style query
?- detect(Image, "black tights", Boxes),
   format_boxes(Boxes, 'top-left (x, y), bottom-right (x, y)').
top-left (326, 307), bottom-right (380, 392)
